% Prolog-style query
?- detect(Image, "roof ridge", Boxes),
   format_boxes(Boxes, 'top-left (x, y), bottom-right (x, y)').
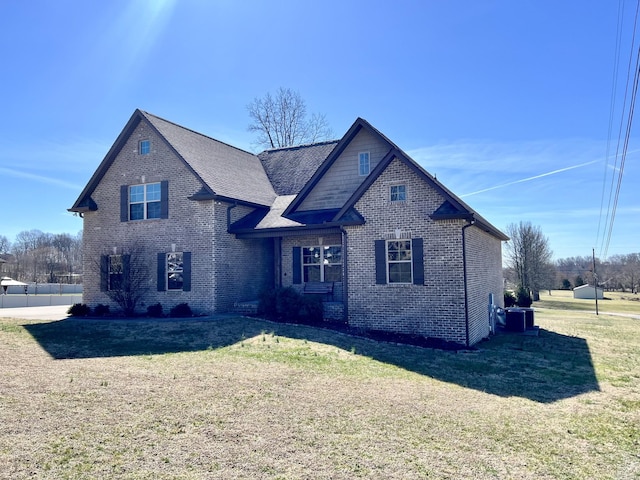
top-left (260, 139), bottom-right (339, 154)
top-left (139, 110), bottom-right (257, 157)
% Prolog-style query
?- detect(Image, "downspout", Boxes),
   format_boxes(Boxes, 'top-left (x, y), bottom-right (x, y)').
top-left (340, 227), bottom-right (349, 324)
top-left (226, 201), bottom-right (238, 232)
top-left (462, 217), bottom-right (476, 347)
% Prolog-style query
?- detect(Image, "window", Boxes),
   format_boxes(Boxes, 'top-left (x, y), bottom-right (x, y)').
top-left (386, 240), bottom-right (412, 283)
top-left (167, 252), bottom-right (184, 290)
top-left (108, 255), bottom-right (123, 290)
top-left (390, 185), bottom-right (407, 202)
top-left (100, 254), bottom-right (131, 292)
top-left (139, 140), bottom-right (150, 155)
top-left (157, 251), bottom-right (191, 292)
top-left (359, 152), bottom-right (370, 176)
top-left (129, 183), bottom-right (161, 220)
top-left (120, 181), bottom-right (168, 222)
top-left (302, 246), bottom-right (342, 282)
top-left (375, 238), bottom-right (424, 285)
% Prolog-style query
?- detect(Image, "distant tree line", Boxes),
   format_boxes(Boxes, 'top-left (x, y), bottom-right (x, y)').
top-left (0, 230), bottom-right (82, 283)
top-left (502, 221), bottom-right (639, 296)
top-left (554, 253), bottom-right (640, 294)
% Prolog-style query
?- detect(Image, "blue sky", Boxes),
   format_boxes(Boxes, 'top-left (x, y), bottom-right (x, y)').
top-left (0, 0), bottom-right (638, 260)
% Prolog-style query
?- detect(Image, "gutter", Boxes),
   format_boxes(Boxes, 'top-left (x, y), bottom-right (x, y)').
top-left (340, 226), bottom-right (349, 324)
top-left (462, 217), bottom-right (476, 347)
top-left (226, 202), bottom-right (238, 232)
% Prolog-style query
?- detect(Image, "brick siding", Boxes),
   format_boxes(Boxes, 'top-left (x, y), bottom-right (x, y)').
top-left (344, 157), bottom-right (502, 345)
top-left (82, 119), bottom-right (272, 315)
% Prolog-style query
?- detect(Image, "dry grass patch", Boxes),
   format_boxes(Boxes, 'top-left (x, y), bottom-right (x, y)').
top-left (0, 309), bottom-right (639, 479)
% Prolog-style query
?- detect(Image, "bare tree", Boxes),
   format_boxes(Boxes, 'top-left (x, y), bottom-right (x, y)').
top-left (13, 230), bottom-right (44, 281)
top-left (95, 242), bottom-right (150, 315)
top-left (247, 87), bottom-right (333, 149)
top-left (0, 235), bottom-right (10, 254)
top-left (505, 221), bottom-right (553, 299)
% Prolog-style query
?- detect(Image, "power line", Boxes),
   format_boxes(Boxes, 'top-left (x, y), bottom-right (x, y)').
top-left (596, 0), bottom-right (625, 251)
top-left (598, 0), bottom-right (640, 259)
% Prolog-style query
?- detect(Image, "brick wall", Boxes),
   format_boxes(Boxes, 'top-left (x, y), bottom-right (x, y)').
top-left (464, 226), bottom-right (504, 345)
top-left (212, 203), bottom-right (273, 311)
top-left (82, 119), bottom-right (272, 315)
top-left (344, 157), bottom-right (503, 345)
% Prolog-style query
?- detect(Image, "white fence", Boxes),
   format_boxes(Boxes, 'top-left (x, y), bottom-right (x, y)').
top-left (0, 283), bottom-right (84, 309)
top-left (3, 283), bottom-right (83, 295)
top-left (0, 294), bottom-right (83, 308)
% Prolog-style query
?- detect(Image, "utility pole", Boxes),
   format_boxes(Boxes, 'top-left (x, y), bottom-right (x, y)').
top-left (593, 248), bottom-right (599, 316)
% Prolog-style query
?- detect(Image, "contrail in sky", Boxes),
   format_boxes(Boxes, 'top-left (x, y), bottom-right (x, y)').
top-left (459, 160), bottom-right (598, 198)
top-left (0, 167), bottom-right (81, 190)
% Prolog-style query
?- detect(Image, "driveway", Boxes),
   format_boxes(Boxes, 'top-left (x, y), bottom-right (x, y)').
top-left (0, 305), bottom-right (70, 320)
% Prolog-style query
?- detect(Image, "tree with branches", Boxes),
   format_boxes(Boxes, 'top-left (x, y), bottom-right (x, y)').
top-left (247, 87), bottom-right (333, 149)
top-left (96, 243), bottom-right (150, 315)
top-left (505, 221), bottom-right (554, 299)
top-left (0, 235), bottom-right (10, 254)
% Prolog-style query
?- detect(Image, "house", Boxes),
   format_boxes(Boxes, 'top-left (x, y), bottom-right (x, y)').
top-left (573, 284), bottom-right (604, 300)
top-left (70, 109), bottom-right (508, 346)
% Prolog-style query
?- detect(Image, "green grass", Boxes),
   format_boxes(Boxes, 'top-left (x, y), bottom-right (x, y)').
top-left (536, 289), bottom-right (640, 314)
top-left (0, 300), bottom-right (639, 479)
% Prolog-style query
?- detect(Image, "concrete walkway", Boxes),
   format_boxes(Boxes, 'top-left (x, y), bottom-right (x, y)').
top-left (0, 305), bottom-right (70, 320)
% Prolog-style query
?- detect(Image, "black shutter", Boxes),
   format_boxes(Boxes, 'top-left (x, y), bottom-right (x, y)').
top-left (120, 185), bottom-right (128, 222)
top-left (182, 252), bottom-right (191, 292)
top-left (375, 240), bottom-right (387, 284)
top-left (100, 255), bottom-right (109, 291)
top-left (157, 253), bottom-right (166, 291)
top-left (160, 180), bottom-right (169, 219)
top-left (412, 238), bottom-right (424, 285)
top-left (292, 247), bottom-right (301, 284)
top-left (122, 254), bottom-right (131, 291)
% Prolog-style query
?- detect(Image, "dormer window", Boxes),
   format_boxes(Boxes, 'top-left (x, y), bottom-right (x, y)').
top-left (359, 152), bottom-right (370, 176)
top-left (139, 139), bottom-right (150, 155)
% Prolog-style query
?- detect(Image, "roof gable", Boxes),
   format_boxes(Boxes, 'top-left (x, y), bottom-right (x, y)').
top-left (71, 110), bottom-right (276, 212)
top-left (144, 112), bottom-right (276, 206)
top-left (283, 118), bottom-right (402, 216)
top-left (329, 141), bottom-right (509, 241)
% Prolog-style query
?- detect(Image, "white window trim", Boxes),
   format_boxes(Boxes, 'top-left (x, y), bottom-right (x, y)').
top-left (386, 239), bottom-right (413, 284)
top-left (167, 252), bottom-right (184, 291)
top-left (108, 254), bottom-right (123, 291)
top-left (390, 184), bottom-right (407, 202)
top-left (139, 139), bottom-right (150, 155)
top-left (302, 245), bottom-right (342, 282)
top-left (129, 182), bottom-right (161, 220)
top-left (358, 151), bottom-right (370, 176)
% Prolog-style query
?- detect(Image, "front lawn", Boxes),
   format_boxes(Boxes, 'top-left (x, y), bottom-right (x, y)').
top-left (0, 303), bottom-right (638, 479)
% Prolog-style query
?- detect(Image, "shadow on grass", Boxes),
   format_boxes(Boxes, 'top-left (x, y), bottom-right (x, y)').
top-left (22, 315), bottom-right (599, 403)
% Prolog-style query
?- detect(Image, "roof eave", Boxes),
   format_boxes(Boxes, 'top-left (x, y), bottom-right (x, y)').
top-left (230, 218), bottom-right (364, 238)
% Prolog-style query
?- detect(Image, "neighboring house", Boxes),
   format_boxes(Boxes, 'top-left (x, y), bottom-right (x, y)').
top-left (70, 110), bottom-right (508, 346)
top-left (573, 284), bottom-right (604, 300)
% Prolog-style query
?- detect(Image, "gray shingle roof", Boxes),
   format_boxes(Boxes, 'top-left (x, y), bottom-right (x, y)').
top-left (141, 111), bottom-right (276, 207)
top-left (257, 141), bottom-right (339, 195)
